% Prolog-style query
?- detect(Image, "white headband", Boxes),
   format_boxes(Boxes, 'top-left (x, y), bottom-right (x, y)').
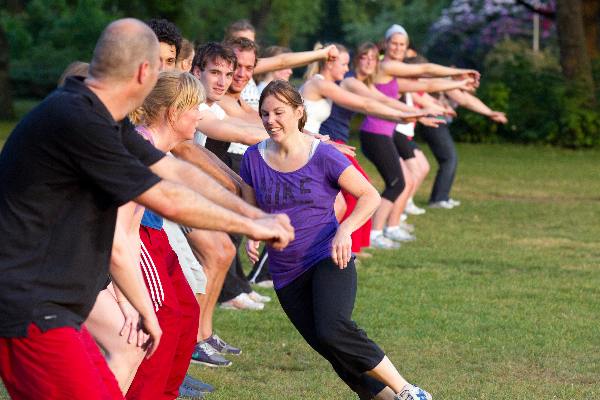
top-left (385, 24), bottom-right (408, 40)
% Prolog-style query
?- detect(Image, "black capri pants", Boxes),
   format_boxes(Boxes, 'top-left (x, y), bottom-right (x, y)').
top-left (276, 257), bottom-right (386, 399)
top-left (360, 131), bottom-right (405, 202)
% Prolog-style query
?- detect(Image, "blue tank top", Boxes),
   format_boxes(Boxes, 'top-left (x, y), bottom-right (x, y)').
top-left (320, 71), bottom-right (356, 143)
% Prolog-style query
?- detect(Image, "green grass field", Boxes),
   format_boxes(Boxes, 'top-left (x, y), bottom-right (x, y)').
top-left (1, 116), bottom-right (599, 399)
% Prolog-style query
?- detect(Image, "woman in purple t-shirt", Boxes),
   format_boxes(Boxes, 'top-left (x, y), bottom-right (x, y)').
top-left (240, 80), bottom-right (432, 400)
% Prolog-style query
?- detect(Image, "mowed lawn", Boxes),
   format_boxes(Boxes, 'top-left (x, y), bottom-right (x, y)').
top-left (1, 118), bottom-right (599, 399)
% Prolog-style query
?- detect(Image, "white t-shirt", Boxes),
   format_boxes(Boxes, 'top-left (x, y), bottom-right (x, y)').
top-left (241, 79), bottom-right (260, 111)
top-left (395, 93), bottom-right (415, 137)
top-left (194, 102), bottom-right (226, 147)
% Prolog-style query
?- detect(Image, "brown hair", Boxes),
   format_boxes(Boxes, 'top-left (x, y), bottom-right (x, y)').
top-left (353, 42), bottom-right (379, 86)
top-left (304, 42), bottom-right (348, 80)
top-left (192, 42), bottom-right (238, 72)
top-left (259, 80), bottom-right (307, 131)
top-left (223, 36), bottom-right (258, 67)
top-left (177, 38), bottom-right (195, 62)
top-left (224, 19), bottom-right (256, 41)
top-left (58, 61), bottom-right (89, 87)
top-left (130, 71), bottom-right (205, 127)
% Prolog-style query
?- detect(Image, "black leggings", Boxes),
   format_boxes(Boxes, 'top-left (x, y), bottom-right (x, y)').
top-left (360, 131), bottom-right (405, 202)
top-left (276, 257), bottom-right (386, 399)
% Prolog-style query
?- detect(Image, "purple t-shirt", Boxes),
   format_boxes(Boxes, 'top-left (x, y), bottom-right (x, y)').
top-left (240, 141), bottom-right (351, 289)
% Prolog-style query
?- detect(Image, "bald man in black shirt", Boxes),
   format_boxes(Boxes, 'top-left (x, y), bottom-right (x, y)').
top-left (0, 18), bottom-right (293, 399)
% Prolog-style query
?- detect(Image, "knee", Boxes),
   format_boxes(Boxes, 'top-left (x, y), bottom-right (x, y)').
top-left (382, 176), bottom-right (405, 202)
top-left (217, 238), bottom-right (236, 267)
top-left (315, 319), bottom-right (348, 350)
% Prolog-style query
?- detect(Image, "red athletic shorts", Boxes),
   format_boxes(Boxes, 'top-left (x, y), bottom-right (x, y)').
top-left (0, 323), bottom-right (123, 399)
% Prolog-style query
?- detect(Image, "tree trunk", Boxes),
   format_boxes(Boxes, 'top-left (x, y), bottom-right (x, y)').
top-left (556, 0), bottom-right (596, 101)
top-left (0, 25), bottom-right (15, 120)
top-left (582, 0), bottom-right (600, 60)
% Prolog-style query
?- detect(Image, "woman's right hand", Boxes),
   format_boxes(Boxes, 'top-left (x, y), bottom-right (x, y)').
top-left (246, 239), bottom-right (261, 263)
top-left (323, 44), bottom-right (339, 61)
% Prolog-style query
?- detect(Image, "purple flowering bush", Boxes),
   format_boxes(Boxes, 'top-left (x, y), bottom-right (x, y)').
top-left (425, 0), bottom-right (555, 68)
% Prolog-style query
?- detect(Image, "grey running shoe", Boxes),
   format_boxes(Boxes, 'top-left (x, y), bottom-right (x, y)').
top-left (205, 333), bottom-right (242, 356)
top-left (191, 342), bottom-right (232, 367)
top-left (183, 375), bottom-right (214, 393)
top-left (384, 226), bottom-right (416, 242)
top-left (428, 200), bottom-right (454, 209)
top-left (448, 198), bottom-right (461, 207)
top-left (394, 385), bottom-right (432, 400)
top-left (370, 233), bottom-right (401, 249)
top-left (178, 380), bottom-right (204, 399)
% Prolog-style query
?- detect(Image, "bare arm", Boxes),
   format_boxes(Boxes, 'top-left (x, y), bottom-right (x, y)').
top-left (341, 77), bottom-right (426, 115)
top-left (171, 140), bottom-right (241, 195)
top-left (110, 205), bottom-right (162, 356)
top-left (149, 155), bottom-right (263, 219)
top-left (218, 96), bottom-right (262, 125)
top-left (134, 178), bottom-right (294, 249)
top-left (381, 60), bottom-right (479, 80)
top-left (396, 77), bottom-right (474, 93)
top-left (446, 89), bottom-right (508, 123)
top-left (197, 111), bottom-right (268, 145)
top-left (331, 165), bottom-right (380, 268)
top-left (254, 45), bottom-right (338, 75)
top-left (314, 79), bottom-right (407, 122)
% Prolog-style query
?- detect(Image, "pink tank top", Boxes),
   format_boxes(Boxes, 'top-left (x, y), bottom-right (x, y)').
top-left (360, 78), bottom-right (399, 137)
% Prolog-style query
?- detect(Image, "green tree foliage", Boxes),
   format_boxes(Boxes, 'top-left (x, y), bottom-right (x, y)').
top-left (339, 0), bottom-right (451, 49)
top-left (2, 0), bottom-right (116, 95)
top-left (452, 39), bottom-right (600, 148)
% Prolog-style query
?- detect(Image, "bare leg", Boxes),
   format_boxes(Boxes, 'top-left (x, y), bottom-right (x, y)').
top-left (387, 159), bottom-right (415, 227)
top-left (371, 198), bottom-right (394, 231)
top-left (186, 229), bottom-right (236, 342)
top-left (405, 150), bottom-right (430, 198)
top-left (85, 284), bottom-right (147, 394)
top-left (366, 356), bottom-right (409, 394)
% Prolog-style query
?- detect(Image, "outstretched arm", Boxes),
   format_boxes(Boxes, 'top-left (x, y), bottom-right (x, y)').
top-left (254, 45), bottom-right (338, 75)
top-left (314, 79), bottom-right (408, 122)
top-left (446, 89), bottom-right (508, 123)
top-left (171, 140), bottom-right (243, 195)
top-left (396, 77), bottom-right (475, 93)
top-left (381, 60), bottom-right (480, 81)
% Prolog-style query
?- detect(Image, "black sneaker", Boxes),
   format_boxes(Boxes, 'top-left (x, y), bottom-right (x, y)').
top-left (205, 333), bottom-right (242, 356)
top-left (183, 375), bottom-right (215, 393)
top-left (191, 341), bottom-right (232, 367)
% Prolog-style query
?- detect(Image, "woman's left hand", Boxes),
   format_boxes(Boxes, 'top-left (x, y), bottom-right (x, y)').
top-left (331, 227), bottom-right (352, 269)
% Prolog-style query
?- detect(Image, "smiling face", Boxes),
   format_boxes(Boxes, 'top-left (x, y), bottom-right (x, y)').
top-left (195, 57), bottom-right (234, 103)
top-left (230, 48), bottom-right (255, 94)
top-left (260, 94), bottom-right (303, 141)
top-left (356, 48), bottom-right (378, 76)
top-left (385, 33), bottom-right (409, 61)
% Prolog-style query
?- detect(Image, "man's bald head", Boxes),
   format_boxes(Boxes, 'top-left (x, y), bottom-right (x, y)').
top-left (89, 18), bottom-right (159, 82)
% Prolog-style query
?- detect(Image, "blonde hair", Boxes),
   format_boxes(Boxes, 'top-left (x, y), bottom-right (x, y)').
top-left (303, 42), bottom-right (348, 80)
top-left (58, 61), bottom-right (89, 87)
top-left (130, 71), bottom-right (205, 127)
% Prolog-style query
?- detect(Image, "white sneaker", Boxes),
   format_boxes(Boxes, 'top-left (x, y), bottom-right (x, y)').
top-left (399, 221), bottom-right (415, 233)
top-left (428, 200), bottom-right (454, 209)
top-left (448, 198), bottom-right (461, 207)
top-left (254, 280), bottom-right (274, 289)
top-left (401, 213), bottom-right (408, 222)
top-left (248, 290), bottom-right (271, 303)
top-left (220, 293), bottom-right (264, 310)
top-left (370, 233), bottom-right (401, 249)
top-left (384, 226), bottom-right (416, 242)
top-left (405, 199), bottom-right (426, 215)
top-left (395, 384), bottom-right (432, 400)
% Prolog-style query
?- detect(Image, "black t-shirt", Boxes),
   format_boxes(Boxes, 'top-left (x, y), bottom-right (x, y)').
top-left (0, 76), bottom-right (165, 337)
